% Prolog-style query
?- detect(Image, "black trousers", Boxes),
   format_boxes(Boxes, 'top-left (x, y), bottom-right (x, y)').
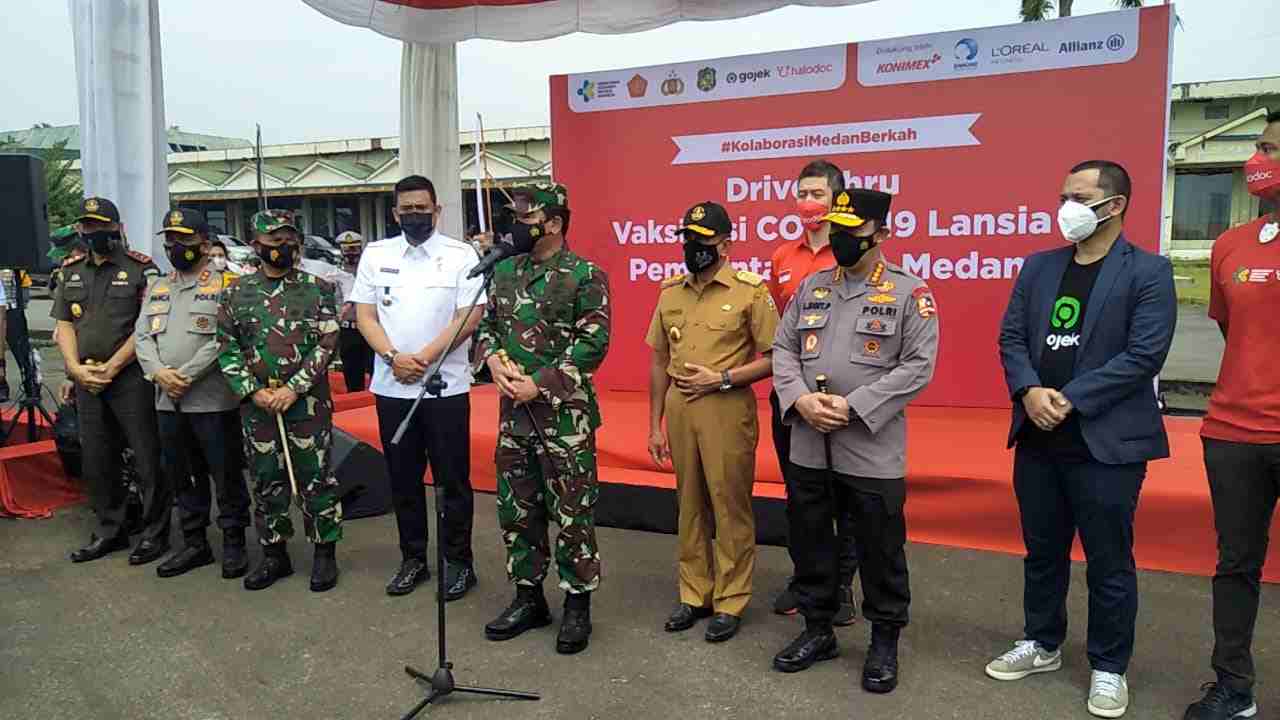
top-left (1202, 438), bottom-right (1280, 693)
top-left (1013, 446), bottom-right (1145, 674)
top-left (77, 363), bottom-right (169, 543)
top-left (375, 393), bottom-right (474, 565)
top-left (790, 464), bottom-right (909, 628)
top-left (157, 408), bottom-right (250, 542)
top-left (769, 389), bottom-right (859, 586)
top-left (338, 327), bottom-right (373, 393)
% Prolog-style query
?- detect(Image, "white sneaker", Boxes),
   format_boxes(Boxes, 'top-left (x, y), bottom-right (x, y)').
top-left (1088, 671), bottom-right (1129, 718)
top-left (985, 640), bottom-right (1062, 681)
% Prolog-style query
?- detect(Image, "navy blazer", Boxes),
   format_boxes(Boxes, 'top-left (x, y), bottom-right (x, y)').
top-left (998, 235), bottom-right (1176, 465)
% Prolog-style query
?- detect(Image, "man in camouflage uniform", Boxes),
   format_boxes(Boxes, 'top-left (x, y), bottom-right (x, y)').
top-left (474, 183), bottom-right (611, 655)
top-left (217, 209), bottom-right (343, 593)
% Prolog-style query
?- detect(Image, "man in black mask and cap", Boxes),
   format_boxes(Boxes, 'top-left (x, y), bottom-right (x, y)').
top-left (770, 189), bottom-right (939, 693)
top-left (53, 196), bottom-right (168, 564)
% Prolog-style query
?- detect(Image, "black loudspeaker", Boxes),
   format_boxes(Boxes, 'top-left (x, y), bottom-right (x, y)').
top-left (332, 427), bottom-right (392, 520)
top-left (0, 154), bottom-right (50, 272)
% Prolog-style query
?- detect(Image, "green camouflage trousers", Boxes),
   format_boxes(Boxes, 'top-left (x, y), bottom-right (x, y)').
top-left (495, 430), bottom-right (600, 592)
top-left (241, 393), bottom-right (343, 546)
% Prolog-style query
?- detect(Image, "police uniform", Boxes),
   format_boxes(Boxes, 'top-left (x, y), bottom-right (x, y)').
top-left (135, 208), bottom-right (250, 578)
top-left (335, 231), bottom-right (373, 393)
top-left (771, 189), bottom-right (938, 690)
top-left (53, 197), bottom-right (168, 562)
top-left (646, 202), bottom-right (779, 628)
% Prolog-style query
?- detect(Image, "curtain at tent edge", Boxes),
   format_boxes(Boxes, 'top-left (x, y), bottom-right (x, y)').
top-left (400, 42), bottom-right (463, 242)
top-left (69, 0), bottom-right (170, 267)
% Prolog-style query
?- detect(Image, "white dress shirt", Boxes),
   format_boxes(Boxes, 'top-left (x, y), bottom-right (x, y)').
top-left (351, 233), bottom-right (485, 399)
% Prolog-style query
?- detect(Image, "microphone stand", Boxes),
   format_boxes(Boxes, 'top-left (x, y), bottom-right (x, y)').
top-left (391, 261), bottom-right (540, 720)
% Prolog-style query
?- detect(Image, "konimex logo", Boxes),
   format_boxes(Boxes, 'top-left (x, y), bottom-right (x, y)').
top-left (953, 38), bottom-right (978, 70)
top-left (877, 52), bottom-right (944, 74)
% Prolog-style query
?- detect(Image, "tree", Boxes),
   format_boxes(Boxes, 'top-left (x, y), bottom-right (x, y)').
top-left (1020, 0), bottom-right (1143, 21)
top-left (0, 135), bottom-right (83, 230)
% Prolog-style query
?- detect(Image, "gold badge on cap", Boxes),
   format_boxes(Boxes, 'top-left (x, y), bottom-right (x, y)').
top-left (669, 326), bottom-right (681, 343)
top-left (836, 191), bottom-right (850, 207)
top-left (169, 210), bottom-right (184, 225)
top-left (691, 205), bottom-right (706, 221)
top-left (85, 198), bottom-right (100, 212)
top-left (70, 303), bottom-right (82, 318)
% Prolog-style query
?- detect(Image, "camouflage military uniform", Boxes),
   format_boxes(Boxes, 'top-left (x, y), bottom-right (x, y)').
top-left (474, 246), bottom-right (611, 593)
top-left (216, 240), bottom-right (343, 547)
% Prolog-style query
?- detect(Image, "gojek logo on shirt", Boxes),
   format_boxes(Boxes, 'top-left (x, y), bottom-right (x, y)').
top-left (1047, 295), bottom-right (1081, 351)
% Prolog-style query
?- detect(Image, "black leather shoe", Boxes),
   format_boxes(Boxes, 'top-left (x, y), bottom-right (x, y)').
top-left (310, 542), bottom-right (339, 592)
top-left (156, 544), bottom-right (215, 578)
top-left (221, 541), bottom-right (249, 579)
top-left (69, 535), bottom-right (130, 563)
top-left (485, 588), bottom-right (552, 641)
top-left (862, 624), bottom-right (901, 694)
top-left (664, 603), bottom-right (713, 632)
top-left (773, 581), bottom-right (800, 615)
top-left (1183, 682), bottom-right (1257, 720)
top-left (129, 538), bottom-right (170, 566)
top-left (444, 563), bottom-right (477, 601)
top-left (832, 585), bottom-right (858, 627)
top-left (386, 558), bottom-right (430, 596)
top-left (557, 608), bottom-right (592, 654)
top-left (244, 544), bottom-right (293, 591)
top-left (773, 627), bottom-right (839, 673)
top-left (704, 613), bottom-right (741, 643)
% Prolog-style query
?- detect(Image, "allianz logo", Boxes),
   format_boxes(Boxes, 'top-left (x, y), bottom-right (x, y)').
top-left (1046, 333), bottom-right (1080, 351)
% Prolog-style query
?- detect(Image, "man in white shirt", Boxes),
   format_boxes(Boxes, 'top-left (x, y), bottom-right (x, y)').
top-left (353, 175), bottom-right (486, 600)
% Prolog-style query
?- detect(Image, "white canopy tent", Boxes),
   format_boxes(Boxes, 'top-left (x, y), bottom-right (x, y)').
top-left (70, 0), bottom-right (877, 258)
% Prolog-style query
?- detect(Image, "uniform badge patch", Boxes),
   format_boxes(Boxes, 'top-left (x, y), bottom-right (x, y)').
top-left (669, 325), bottom-right (682, 343)
top-left (721, 304), bottom-right (733, 312)
top-left (867, 293), bottom-right (897, 304)
top-left (812, 287), bottom-right (830, 299)
top-left (863, 339), bottom-right (881, 357)
top-left (803, 332), bottom-right (819, 354)
top-left (194, 316), bottom-right (211, 331)
top-left (117, 271), bottom-right (128, 281)
top-left (916, 294), bottom-right (937, 319)
top-left (802, 313), bottom-right (823, 326)
top-left (70, 303), bottom-right (82, 319)
top-left (875, 280), bottom-right (895, 293)
top-left (151, 316), bottom-right (162, 332)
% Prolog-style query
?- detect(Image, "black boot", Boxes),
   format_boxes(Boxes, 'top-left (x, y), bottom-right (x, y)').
top-left (156, 533), bottom-right (214, 578)
top-left (484, 585), bottom-right (552, 641)
top-left (862, 624), bottom-right (901, 694)
top-left (557, 592), bottom-right (592, 655)
top-left (243, 542), bottom-right (293, 591)
top-left (221, 529), bottom-right (248, 580)
top-left (310, 542), bottom-right (339, 592)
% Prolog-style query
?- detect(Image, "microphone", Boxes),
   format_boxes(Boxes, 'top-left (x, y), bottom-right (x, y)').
top-left (467, 242), bottom-right (519, 279)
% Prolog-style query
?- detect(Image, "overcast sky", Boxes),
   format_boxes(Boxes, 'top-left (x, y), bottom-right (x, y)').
top-left (2, 0), bottom-right (1274, 144)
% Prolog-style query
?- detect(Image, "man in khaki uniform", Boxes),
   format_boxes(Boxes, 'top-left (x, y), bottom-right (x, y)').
top-left (770, 189), bottom-right (938, 694)
top-left (136, 208), bottom-right (249, 580)
top-left (647, 201), bottom-right (779, 643)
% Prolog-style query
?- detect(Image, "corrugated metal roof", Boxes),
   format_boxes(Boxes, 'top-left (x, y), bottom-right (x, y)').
top-left (0, 124), bottom-right (250, 154)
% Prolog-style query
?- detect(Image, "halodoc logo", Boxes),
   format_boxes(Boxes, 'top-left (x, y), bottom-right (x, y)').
top-left (1046, 295), bottom-right (1081, 351)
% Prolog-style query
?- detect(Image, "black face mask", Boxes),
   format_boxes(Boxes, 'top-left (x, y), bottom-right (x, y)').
top-left (256, 242), bottom-right (295, 270)
top-left (683, 240), bottom-right (720, 274)
top-left (830, 229), bottom-right (878, 268)
top-left (342, 252), bottom-right (361, 267)
top-left (167, 243), bottom-right (203, 272)
top-left (509, 221), bottom-right (546, 254)
top-left (399, 213), bottom-right (435, 246)
top-left (82, 230), bottom-right (120, 255)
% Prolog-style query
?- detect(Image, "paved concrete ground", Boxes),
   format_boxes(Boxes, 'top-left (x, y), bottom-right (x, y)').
top-left (2, 503), bottom-right (1276, 720)
top-left (1164, 305), bottom-right (1224, 385)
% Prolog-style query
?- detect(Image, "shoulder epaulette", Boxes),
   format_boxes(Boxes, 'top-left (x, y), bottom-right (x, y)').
top-left (126, 249), bottom-right (153, 264)
top-left (661, 274), bottom-right (687, 288)
top-left (60, 251), bottom-right (85, 267)
top-left (735, 270), bottom-right (764, 286)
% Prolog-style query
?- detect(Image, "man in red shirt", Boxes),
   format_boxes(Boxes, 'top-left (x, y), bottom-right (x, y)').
top-left (1183, 111), bottom-right (1280, 720)
top-left (767, 159), bottom-right (859, 625)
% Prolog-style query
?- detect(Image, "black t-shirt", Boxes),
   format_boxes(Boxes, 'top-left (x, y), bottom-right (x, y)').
top-left (1020, 257), bottom-right (1103, 459)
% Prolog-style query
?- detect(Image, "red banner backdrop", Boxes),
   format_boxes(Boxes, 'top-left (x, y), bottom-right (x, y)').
top-left (551, 6), bottom-right (1174, 408)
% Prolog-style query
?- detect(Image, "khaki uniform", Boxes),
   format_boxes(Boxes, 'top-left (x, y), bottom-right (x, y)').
top-left (646, 263), bottom-right (779, 616)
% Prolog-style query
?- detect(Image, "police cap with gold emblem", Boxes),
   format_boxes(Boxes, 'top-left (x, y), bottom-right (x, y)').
top-left (157, 207), bottom-right (209, 236)
top-left (678, 201), bottom-right (732, 239)
top-left (824, 188), bottom-right (892, 228)
top-left (77, 196), bottom-right (121, 224)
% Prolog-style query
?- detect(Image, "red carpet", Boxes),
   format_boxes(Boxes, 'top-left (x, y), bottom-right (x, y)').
top-left (335, 386), bottom-right (1279, 582)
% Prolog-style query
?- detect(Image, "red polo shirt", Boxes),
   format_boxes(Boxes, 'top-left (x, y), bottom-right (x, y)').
top-left (769, 239), bottom-right (835, 313)
top-left (1202, 215), bottom-right (1280, 443)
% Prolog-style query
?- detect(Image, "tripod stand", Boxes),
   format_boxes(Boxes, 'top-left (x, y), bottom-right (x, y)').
top-left (391, 262), bottom-right (539, 719)
top-left (2, 272), bottom-right (55, 444)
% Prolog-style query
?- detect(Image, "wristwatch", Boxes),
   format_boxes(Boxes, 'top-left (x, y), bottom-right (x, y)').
top-left (382, 350), bottom-right (398, 365)
top-left (719, 370), bottom-right (733, 392)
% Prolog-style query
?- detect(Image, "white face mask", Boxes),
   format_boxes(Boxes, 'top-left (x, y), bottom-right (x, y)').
top-left (1057, 196), bottom-right (1119, 244)
top-left (210, 256), bottom-right (227, 271)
